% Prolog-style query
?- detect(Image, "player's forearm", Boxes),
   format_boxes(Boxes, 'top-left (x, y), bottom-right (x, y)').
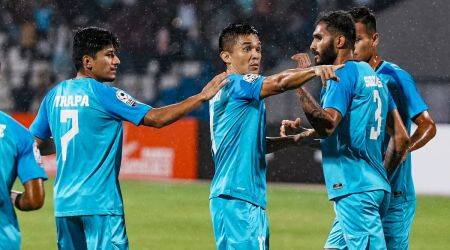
top-left (12, 179), bottom-right (45, 211)
top-left (261, 68), bottom-right (316, 98)
top-left (297, 88), bottom-right (335, 137)
top-left (408, 120), bottom-right (436, 152)
top-left (277, 67), bottom-right (317, 91)
top-left (386, 110), bottom-right (410, 156)
top-left (142, 94), bottom-right (205, 128)
top-left (384, 137), bottom-right (408, 175)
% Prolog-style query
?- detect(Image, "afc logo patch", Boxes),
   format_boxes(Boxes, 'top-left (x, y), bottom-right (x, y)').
top-left (243, 74), bottom-right (260, 83)
top-left (116, 90), bottom-right (137, 107)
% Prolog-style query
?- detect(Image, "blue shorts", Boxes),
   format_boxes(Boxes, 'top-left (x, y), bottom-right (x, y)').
top-left (382, 200), bottom-right (416, 250)
top-left (56, 215), bottom-right (128, 250)
top-left (210, 196), bottom-right (269, 250)
top-left (325, 190), bottom-right (389, 250)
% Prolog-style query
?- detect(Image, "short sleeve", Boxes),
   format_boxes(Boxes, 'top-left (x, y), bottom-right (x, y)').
top-left (93, 83), bottom-right (152, 125)
top-left (387, 91), bottom-right (397, 112)
top-left (232, 74), bottom-right (265, 101)
top-left (16, 126), bottom-right (48, 184)
top-left (321, 67), bottom-right (355, 117)
top-left (393, 68), bottom-right (428, 119)
top-left (29, 97), bottom-right (52, 140)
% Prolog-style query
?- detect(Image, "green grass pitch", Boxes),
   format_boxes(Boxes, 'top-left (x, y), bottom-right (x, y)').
top-left (15, 179), bottom-right (450, 249)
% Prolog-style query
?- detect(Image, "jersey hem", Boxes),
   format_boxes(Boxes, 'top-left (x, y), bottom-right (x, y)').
top-left (327, 185), bottom-right (391, 200)
top-left (209, 192), bottom-right (266, 209)
top-left (55, 209), bottom-right (124, 217)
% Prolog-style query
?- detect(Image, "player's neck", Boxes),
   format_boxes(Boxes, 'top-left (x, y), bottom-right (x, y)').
top-left (76, 70), bottom-right (99, 81)
top-left (369, 54), bottom-right (382, 70)
top-left (226, 65), bottom-right (240, 75)
top-left (334, 49), bottom-right (354, 65)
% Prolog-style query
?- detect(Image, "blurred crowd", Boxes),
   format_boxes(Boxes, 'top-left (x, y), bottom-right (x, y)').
top-left (1, 0), bottom-right (387, 119)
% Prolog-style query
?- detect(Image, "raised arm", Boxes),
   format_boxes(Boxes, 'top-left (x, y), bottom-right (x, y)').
top-left (408, 111), bottom-right (436, 152)
top-left (11, 179), bottom-right (45, 211)
top-left (384, 109), bottom-right (410, 174)
top-left (142, 73), bottom-right (228, 128)
top-left (259, 64), bottom-right (343, 99)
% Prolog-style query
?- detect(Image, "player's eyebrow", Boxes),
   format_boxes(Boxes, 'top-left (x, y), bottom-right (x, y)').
top-left (105, 48), bottom-right (115, 53)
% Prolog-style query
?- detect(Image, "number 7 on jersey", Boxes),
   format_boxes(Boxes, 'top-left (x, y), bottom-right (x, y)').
top-left (60, 110), bottom-right (79, 161)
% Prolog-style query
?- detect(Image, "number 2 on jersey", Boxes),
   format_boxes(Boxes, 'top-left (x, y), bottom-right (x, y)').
top-left (60, 110), bottom-right (79, 161)
top-left (370, 90), bottom-right (382, 140)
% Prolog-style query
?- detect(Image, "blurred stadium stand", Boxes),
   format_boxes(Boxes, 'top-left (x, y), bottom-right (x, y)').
top-left (2, 1), bottom-right (449, 189)
top-left (4, 0), bottom-right (446, 122)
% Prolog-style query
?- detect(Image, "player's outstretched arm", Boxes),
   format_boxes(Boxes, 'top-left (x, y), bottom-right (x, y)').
top-left (11, 179), bottom-right (45, 211)
top-left (142, 73), bottom-right (228, 128)
top-left (384, 109), bottom-right (410, 174)
top-left (296, 88), bottom-right (342, 137)
top-left (408, 111), bottom-right (436, 152)
top-left (259, 64), bottom-right (343, 99)
top-left (34, 137), bottom-right (56, 156)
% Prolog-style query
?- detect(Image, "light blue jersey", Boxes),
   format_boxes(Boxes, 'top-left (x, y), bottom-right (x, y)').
top-left (376, 61), bottom-right (428, 205)
top-left (0, 111), bottom-right (48, 250)
top-left (209, 73), bottom-right (266, 208)
top-left (320, 61), bottom-right (395, 200)
top-left (30, 77), bottom-right (151, 217)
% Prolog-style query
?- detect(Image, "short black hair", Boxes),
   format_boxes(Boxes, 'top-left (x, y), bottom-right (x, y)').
top-left (219, 23), bottom-right (259, 52)
top-left (349, 7), bottom-right (377, 33)
top-left (316, 10), bottom-right (356, 48)
top-left (72, 27), bottom-right (120, 71)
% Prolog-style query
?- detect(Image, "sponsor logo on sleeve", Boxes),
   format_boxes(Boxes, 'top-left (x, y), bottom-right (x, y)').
top-left (243, 74), bottom-right (260, 83)
top-left (116, 90), bottom-right (137, 107)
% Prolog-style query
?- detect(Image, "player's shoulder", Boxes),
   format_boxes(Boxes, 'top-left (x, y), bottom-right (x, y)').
top-left (0, 111), bottom-right (30, 141)
top-left (338, 60), bottom-right (364, 76)
top-left (0, 110), bottom-right (12, 122)
top-left (348, 60), bottom-right (373, 72)
top-left (378, 61), bottom-right (411, 78)
top-left (42, 79), bottom-right (69, 100)
top-left (0, 111), bottom-right (20, 128)
top-left (229, 73), bottom-right (263, 83)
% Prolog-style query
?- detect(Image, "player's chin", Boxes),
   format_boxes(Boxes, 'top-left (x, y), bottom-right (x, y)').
top-left (103, 76), bottom-right (116, 82)
top-left (106, 73), bottom-right (117, 82)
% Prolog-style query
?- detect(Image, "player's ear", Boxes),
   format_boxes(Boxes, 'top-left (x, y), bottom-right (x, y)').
top-left (335, 35), bottom-right (346, 49)
top-left (220, 51), bottom-right (232, 65)
top-left (83, 55), bottom-right (93, 71)
top-left (372, 32), bottom-right (380, 47)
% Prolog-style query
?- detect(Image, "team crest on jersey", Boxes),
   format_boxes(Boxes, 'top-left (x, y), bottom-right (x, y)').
top-left (243, 74), bottom-right (260, 83)
top-left (0, 124), bottom-right (5, 138)
top-left (116, 90), bottom-right (136, 107)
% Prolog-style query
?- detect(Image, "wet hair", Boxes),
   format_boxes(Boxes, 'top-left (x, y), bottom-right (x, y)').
top-left (349, 7), bottom-right (377, 34)
top-left (72, 27), bottom-right (120, 71)
top-left (219, 23), bottom-right (259, 52)
top-left (316, 10), bottom-right (356, 48)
